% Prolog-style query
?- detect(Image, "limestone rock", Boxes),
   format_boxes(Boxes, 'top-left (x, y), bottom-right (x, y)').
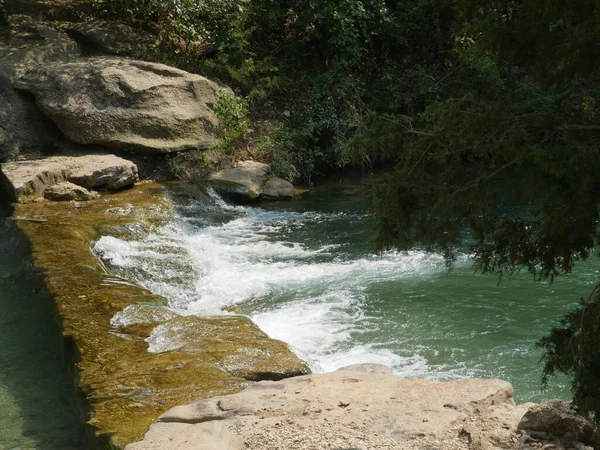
top-left (67, 21), bottom-right (154, 56)
top-left (1, 153), bottom-right (138, 202)
top-left (146, 315), bottom-right (309, 381)
top-left (44, 181), bottom-right (99, 201)
top-left (0, 14), bottom-right (81, 161)
top-left (128, 363), bottom-right (530, 450)
top-left (209, 161), bottom-right (296, 202)
top-left (262, 176), bottom-right (296, 200)
top-left (13, 57), bottom-right (226, 153)
top-left (518, 400), bottom-right (596, 443)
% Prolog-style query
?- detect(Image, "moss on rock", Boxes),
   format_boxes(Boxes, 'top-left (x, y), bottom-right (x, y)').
top-left (14, 181), bottom-right (307, 447)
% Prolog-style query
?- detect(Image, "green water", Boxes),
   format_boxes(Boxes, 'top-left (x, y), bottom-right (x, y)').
top-left (93, 179), bottom-right (593, 405)
top-left (0, 204), bottom-right (84, 450)
top-left (244, 181), bottom-right (588, 403)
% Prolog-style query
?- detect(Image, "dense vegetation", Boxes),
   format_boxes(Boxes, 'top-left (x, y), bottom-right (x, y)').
top-left (94, 0), bottom-right (600, 422)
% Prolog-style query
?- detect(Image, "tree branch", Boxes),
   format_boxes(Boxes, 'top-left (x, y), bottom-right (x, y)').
top-left (452, 158), bottom-right (518, 195)
top-left (558, 125), bottom-right (600, 132)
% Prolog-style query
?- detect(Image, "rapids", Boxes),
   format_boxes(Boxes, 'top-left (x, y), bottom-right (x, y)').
top-left (93, 181), bottom-right (592, 403)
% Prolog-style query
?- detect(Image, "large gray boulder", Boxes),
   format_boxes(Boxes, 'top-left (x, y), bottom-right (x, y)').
top-left (1, 152), bottom-right (138, 202)
top-left (13, 57), bottom-right (226, 153)
top-left (209, 161), bottom-right (296, 202)
top-left (0, 14), bottom-right (81, 161)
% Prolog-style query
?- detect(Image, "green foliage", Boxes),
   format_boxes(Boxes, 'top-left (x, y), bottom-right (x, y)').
top-left (211, 92), bottom-right (252, 155)
top-left (537, 286), bottom-right (600, 422)
top-left (92, 0), bottom-right (247, 46)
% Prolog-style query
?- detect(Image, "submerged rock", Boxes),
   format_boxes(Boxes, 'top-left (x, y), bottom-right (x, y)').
top-left (146, 316), bottom-right (309, 381)
top-left (209, 160), bottom-right (296, 202)
top-left (129, 364), bottom-right (531, 450)
top-left (13, 57), bottom-right (226, 153)
top-left (0, 152), bottom-right (138, 202)
top-left (44, 181), bottom-right (99, 201)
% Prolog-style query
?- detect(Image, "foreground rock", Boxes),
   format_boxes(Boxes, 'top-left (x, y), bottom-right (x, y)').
top-left (1, 153), bottom-right (138, 202)
top-left (128, 364), bottom-right (532, 450)
top-left (13, 57), bottom-right (226, 153)
top-left (209, 161), bottom-right (296, 202)
top-left (14, 183), bottom-right (306, 446)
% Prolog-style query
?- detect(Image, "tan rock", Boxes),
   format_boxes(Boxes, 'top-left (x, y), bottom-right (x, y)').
top-left (1, 152), bottom-right (138, 202)
top-left (13, 57), bottom-right (226, 153)
top-left (518, 400), bottom-right (596, 444)
top-left (43, 181), bottom-right (99, 201)
top-left (128, 363), bottom-right (531, 450)
top-left (209, 160), bottom-right (296, 202)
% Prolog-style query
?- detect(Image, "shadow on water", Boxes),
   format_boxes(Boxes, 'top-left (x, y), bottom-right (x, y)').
top-left (0, 202), bottom-right (85, 449)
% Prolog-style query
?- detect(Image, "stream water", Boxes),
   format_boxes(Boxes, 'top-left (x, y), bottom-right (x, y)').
top-left (0, 204), bottom-right (84, 449)
top-left (94, 179), bottom-right (596, 404)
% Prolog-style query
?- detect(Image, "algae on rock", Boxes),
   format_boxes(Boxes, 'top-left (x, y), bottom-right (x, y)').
top-left (14, 182), bottom-right (307, 447)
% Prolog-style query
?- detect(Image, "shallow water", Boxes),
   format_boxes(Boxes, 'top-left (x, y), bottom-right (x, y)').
top-left (0, 205), bottom-right (84, 450)
top-left (93, 179), bottom-right (595, 403)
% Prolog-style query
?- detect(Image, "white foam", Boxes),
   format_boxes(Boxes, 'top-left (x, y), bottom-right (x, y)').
top-left (92, 191), bottom-right (464, 376)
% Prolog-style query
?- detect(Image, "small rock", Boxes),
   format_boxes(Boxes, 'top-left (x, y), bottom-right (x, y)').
top-left (338, 400), bottom-right (351, 408)
top-left (43, 182), bottom-right (99, 201)
top-left (518, 400), bottom-right (595, 444)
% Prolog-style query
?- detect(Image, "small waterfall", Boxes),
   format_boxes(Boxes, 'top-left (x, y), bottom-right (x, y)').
top-left (92, 185), bottom-right (582, 402)
top-left (93, 187), bottom-right (454, 376)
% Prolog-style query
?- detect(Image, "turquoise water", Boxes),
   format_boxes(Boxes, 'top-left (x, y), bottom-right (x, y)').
top-left (94, 179), bottom-right (595, 404)
top-left (0, 204), bottom-right (84, 450)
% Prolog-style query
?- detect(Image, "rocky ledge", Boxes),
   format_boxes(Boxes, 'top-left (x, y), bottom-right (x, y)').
top-left (127, 364), bottom-right (527, 450)
top-left (128, 364), bottom-right (600, 450)
top-left (13, 183), bottom-right (307, 447)
top-left (1, 152), bottom-right (138, 202)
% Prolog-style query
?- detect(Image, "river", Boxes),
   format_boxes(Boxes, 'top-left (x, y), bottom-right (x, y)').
top-left (93, 178), bottom-right (594, 404)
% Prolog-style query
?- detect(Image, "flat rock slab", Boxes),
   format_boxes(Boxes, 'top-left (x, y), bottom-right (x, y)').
top-left (1, 153), bottom-right (138, 201)
top-left (13, 57), bottom-right (226, 153)
top-left (128, 363), bottom-right (532, 450)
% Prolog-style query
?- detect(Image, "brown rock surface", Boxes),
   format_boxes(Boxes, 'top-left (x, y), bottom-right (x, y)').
top-left (13, 57), bottom-right (226, 153)
top-left (67, 20), bottom-right (154, 56)
top-left (13, 183), bottom-right (306, 447)
top-left (0, 14), bottom-right (81, 161)
top-left (128, 363), bottom-right (532, 450)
